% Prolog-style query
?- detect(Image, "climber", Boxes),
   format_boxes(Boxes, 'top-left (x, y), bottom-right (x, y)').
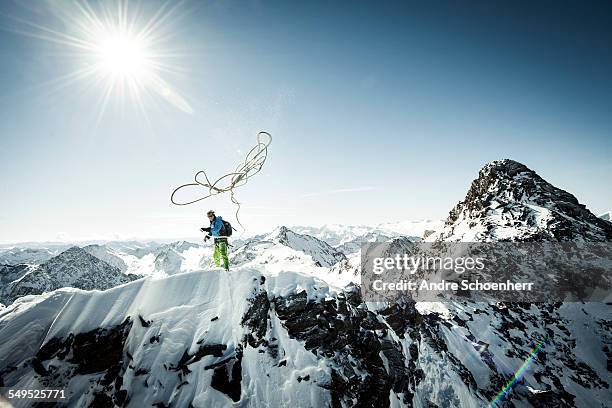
top-left (201, 210), bottom-right (230, 271)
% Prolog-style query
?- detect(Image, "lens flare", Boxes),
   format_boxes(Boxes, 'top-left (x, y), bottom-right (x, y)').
top-left (489, 336), bottom-right (547, 407)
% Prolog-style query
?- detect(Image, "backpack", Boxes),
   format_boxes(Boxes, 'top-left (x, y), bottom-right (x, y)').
top-left (220, 220), bottom-right (233, 237)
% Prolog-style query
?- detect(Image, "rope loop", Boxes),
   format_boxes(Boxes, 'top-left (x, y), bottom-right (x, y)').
top-left (170, 131), bottom-right (272, 229)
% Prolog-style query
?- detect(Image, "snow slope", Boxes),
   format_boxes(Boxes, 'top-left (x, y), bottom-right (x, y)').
top-left (0, 269), bottom-right (335, 407)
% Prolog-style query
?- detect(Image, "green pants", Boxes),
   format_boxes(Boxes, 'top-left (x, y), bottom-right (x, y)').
top-left (213, 239), bottom-right (229, 270)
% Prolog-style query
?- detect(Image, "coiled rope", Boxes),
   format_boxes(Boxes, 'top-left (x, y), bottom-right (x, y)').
top-left (170, 131), bottom-right (272, 229)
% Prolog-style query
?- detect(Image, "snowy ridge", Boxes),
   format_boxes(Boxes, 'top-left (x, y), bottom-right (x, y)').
top-left (86, 240), bottom-right (209, 278)
top-left (291, 224), bottom-right (381, 247)
top-left (0, 269), bottom-right (343, 407)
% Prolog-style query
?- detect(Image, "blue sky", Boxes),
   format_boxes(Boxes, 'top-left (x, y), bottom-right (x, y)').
top-left (1, 0), bottom-right (610, 243)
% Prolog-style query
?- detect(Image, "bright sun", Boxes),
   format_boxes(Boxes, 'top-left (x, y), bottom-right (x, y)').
top-left (94, 30), bottom-right (152, 79)
top-left (14, 1), bottom-right (193, 115)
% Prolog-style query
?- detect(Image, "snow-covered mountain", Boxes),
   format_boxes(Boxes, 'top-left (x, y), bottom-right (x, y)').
top-left (87, 240), bottom-right (209, 277)
top-left (230, 226), bottom-right (346, 272)
top-left (83, 244), bottom-right (128, 272)
top-left (0, 244), bottom-right (71, 265)
top-left (0, 160), bottom-right (610, 407)
top-left (377, 219), bottom-right (444, 239)
top-left (292, 224), bottom-right (385, 247)
top-left (273, 226), bottom-right (346, 266)
top-left (0, 247), bottom-right (138, 305)
top-left (599, 211), bottom-right (612, 222)
top-left (335, 231), bottom-right (394, 256)
top-left (105, 241), bottom-right (164, 257)
top-left (292, 220), bottom-right (438, 248)
top-left (152, 241), bottom-right (206, 275)
top-left (433, 160), bottom-right (612, 242)
top-left (0, 264), bottom-right (34, 288)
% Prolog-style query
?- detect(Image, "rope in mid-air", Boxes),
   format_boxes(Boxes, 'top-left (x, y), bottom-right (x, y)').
top-left (170, 131), bottom-right (272, 229)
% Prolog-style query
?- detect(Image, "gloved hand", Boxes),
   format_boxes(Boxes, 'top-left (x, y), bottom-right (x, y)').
top-left (201, 227), bottom-right (211, 233)
top-left (204, 235), bottom-right (211, 241)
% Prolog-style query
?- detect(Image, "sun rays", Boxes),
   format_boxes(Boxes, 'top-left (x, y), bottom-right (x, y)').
top-left (3, 0), bottom-right (194, 120)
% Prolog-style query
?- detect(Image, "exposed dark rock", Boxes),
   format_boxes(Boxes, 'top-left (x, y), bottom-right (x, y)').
top-left (71, 319), bottom-right (133, 375)
top-left (135, 368), bottom-right (149, 376)
top-left (138, 315), bottom-right (151, 327)
top-left (91, 392), bottom-right (113, 407)
top-left (274, 288), bottom-right (415, 407)
top-left (171, 343), bottom-right (227, 373)
top-left (379, 299), bottom-right (419, 338)
top-left (241, 291), bottom-right (270, 348)
top-left (114, 388), bottom-right (128, 406)
top-left (210, 347), bottom-right (243, 402)
top-left (26, 319), bottom-right (134, 406)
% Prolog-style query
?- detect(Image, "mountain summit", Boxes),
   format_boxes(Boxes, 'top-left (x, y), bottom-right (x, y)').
top-left (271, 226), bottom-right (347, 266)
top-left (230, 226), bottom-right (347, 269)
top-left (436, 159), bottom-right (612, 241)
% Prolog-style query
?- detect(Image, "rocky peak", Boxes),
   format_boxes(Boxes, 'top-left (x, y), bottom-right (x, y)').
top-left (166, 241), bottom-right (199, 252)
top-left (272, 226), bottom-right (291, 245)
top-left (438, 160), bottom-right (612, 241)
top-left (43, 246), bottom-right (102, 268)
top-left (247, 226), bottom-right (347, 267)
